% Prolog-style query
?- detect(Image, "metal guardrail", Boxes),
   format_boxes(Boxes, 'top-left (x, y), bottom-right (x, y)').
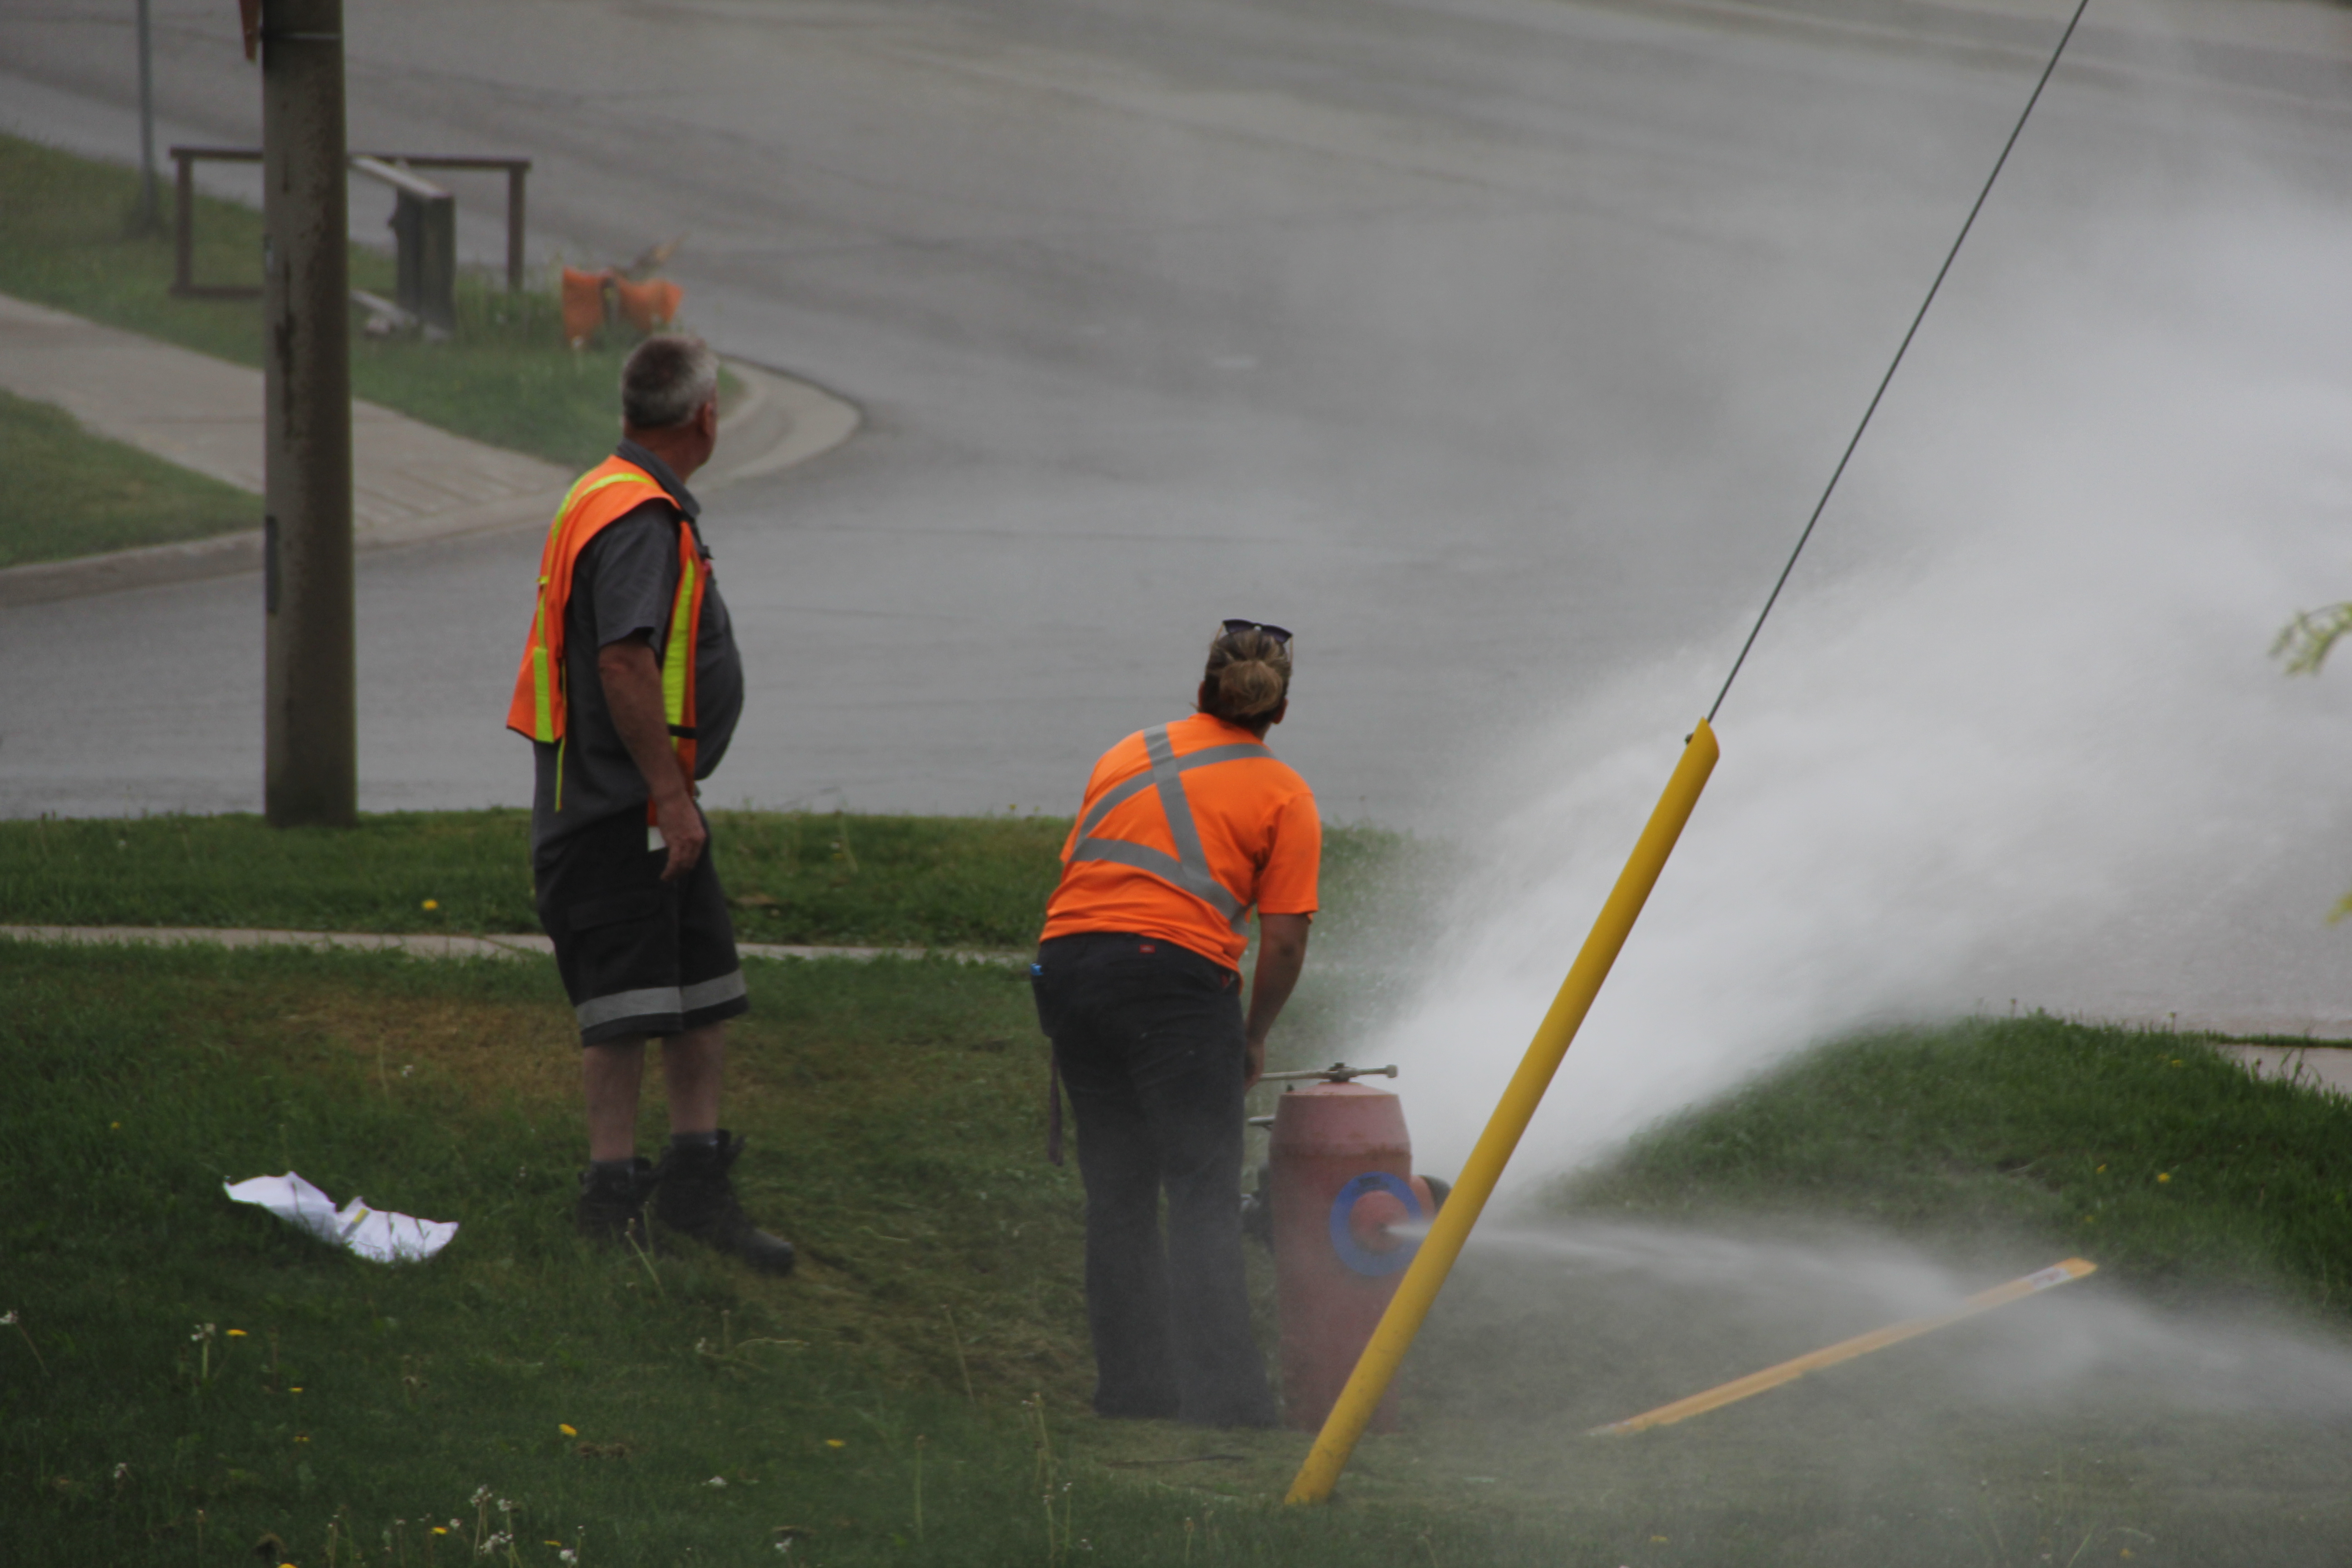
top-left (168, 145), bottom-right (530, 301)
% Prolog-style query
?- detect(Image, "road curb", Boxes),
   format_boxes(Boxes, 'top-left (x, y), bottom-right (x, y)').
top-left (0, 355), bottom-right (858, 609)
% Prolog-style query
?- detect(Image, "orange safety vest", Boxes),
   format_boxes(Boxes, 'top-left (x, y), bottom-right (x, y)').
top-left (505, 455), bottom-right (709, 806)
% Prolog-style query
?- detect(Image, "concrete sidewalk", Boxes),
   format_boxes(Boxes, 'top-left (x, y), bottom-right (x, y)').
top-left (2212, 1041), bottom-right (2352, 1100)
top-left (0, 291), bottom-right (858, 607)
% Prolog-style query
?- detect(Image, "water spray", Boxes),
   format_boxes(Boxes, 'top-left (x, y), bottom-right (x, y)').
top-left (1284, 0), bottom-right (2095, 1506)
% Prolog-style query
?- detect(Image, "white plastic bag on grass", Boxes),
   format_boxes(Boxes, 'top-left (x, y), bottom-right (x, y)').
top-left (222, 1171), bottom-right (457, 1264)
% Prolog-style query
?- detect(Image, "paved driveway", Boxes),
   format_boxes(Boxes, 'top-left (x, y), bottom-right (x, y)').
top-left (5, 0), bottom-right (2351, 1145)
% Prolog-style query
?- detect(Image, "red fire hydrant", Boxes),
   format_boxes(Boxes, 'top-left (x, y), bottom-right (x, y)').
top-left (1264, 1067), bottom-right (1443, 1432)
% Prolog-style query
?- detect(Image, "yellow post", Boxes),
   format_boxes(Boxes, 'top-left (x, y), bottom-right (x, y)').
top-left (1284, 720), bottom-right (1720, 1506)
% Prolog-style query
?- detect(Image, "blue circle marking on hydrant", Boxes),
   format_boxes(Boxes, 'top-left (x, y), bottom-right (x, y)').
top-left (1328, 1171), bottom-right (1423, 1277)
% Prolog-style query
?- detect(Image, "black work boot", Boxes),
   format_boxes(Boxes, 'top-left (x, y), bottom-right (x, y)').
top-left (574, 1156), bottom-right (660, 1252)
top-left (652, 1132), bottom-right (795, 1275)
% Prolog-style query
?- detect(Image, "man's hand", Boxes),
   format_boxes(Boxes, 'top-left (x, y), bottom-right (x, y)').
top-left (597, 635), bottom-right (705, 881)
top-left (647, 782), bottom-right (707, 882)
top-left (1243, 913), bottom-right (1311, 1090)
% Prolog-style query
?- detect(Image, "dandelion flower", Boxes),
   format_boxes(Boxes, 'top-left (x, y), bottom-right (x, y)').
top-left (423, 899), bottom-right (440, 911)
top-left (2157, 1172), bottom-right (2171, 1184)
top-left (290, 1387), bottom-right (303, 1393)
top-left (825, 1439), bottom-right (846, 1449)
top-left (559, 1423), bottom-right (578, 1436)
top-left (226, 1329), bottom-right (248, 1338)
top-left (110, 1121), bottom-right (121, 1130)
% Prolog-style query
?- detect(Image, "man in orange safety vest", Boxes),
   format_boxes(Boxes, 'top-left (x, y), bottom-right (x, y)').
top-left (507, 333), bottom-right (792, 1274)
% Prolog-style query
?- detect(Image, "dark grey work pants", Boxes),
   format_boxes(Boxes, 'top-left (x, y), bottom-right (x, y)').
top-left (1032, 932), bottom-right (1276, 1428)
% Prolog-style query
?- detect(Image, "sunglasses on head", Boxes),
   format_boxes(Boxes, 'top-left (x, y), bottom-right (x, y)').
top-left (1219, 618), bottom-right (1292, 646)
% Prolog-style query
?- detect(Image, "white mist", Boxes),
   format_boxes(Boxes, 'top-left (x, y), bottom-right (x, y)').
top-left (1379, 187), bottom-right (2352, 1180)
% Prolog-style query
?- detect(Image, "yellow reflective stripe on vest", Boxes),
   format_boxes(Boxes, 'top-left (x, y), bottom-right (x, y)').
top-left (545, 471), bottom-right (659, 548)
top-left (528, 593), bottom-right (556, 742)
top-left (583, 473), bottom-right (660, 503)
top-left (662, 550), bottom-right (698, 737)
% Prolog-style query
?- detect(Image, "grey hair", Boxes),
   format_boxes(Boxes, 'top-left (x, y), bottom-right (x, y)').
top-left (620, 334), bottom-right (720, 429)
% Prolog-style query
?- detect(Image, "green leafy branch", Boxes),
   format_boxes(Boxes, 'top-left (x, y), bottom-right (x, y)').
top-left (2272, 602), bottom-right (2352, 676)
top-left (2274, 598), bottom-right (2352, 921)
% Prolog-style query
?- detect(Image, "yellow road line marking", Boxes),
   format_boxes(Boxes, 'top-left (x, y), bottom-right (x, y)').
top-left (1590, 1257), bottom-right (2097, 1435)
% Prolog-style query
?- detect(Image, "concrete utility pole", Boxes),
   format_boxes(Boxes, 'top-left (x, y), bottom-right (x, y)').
top-left (259, 0), bottom-right (356, 827)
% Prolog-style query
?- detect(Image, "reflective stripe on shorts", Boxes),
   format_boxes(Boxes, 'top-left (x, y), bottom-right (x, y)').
top-left (682, 970), bottom-right (748, 1013)
top-left (574, 969), bottom-right (747, 1032)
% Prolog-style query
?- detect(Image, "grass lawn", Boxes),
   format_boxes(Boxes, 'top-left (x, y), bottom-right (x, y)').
top-left (1552, 1014), bottom-right (2352, 1313)
top-left (9, 942), bottom-right (2352, 1568)
top-left (0, 132), bottom-right (638, 489)
top-left (0, 387), bottom-right (260, 568)
top-left (8, 814), bottom-right (2352, 1565)
top-left (0, 809), bottom-right (1413, 954)
top-left (0, 941), bottom-right (1579, 1568)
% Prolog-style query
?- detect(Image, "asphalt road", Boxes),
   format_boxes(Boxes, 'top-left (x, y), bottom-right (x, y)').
top-left (6, 0), bottom-right (2352, 1113)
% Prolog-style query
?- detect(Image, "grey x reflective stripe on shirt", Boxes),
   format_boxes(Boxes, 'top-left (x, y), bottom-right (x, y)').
top-left (574, 970), bottom-right (747, 1031)
top-left (1068, 727), bottom-right (1273, 930)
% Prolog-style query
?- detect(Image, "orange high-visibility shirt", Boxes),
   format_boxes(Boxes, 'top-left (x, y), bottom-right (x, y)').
top-left (1039, 712), bottom-right (1320, 970)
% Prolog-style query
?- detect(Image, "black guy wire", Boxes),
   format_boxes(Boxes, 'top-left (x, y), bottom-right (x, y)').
top-left (1706, 0), bottom-right (2093, 726)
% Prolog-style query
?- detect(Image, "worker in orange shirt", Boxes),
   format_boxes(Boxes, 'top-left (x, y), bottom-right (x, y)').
top-left (1031, 622), bottom-right (1318, 1427)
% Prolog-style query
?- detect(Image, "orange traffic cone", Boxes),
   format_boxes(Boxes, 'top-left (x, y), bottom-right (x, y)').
top-left (613, 277), bottom-right (683, 333)
top-left (561, 266), bottom-right (612, 346)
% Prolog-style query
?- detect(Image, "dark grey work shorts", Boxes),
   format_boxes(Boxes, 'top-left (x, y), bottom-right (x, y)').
top-left (534, 807), bottom-right (750, 1047)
